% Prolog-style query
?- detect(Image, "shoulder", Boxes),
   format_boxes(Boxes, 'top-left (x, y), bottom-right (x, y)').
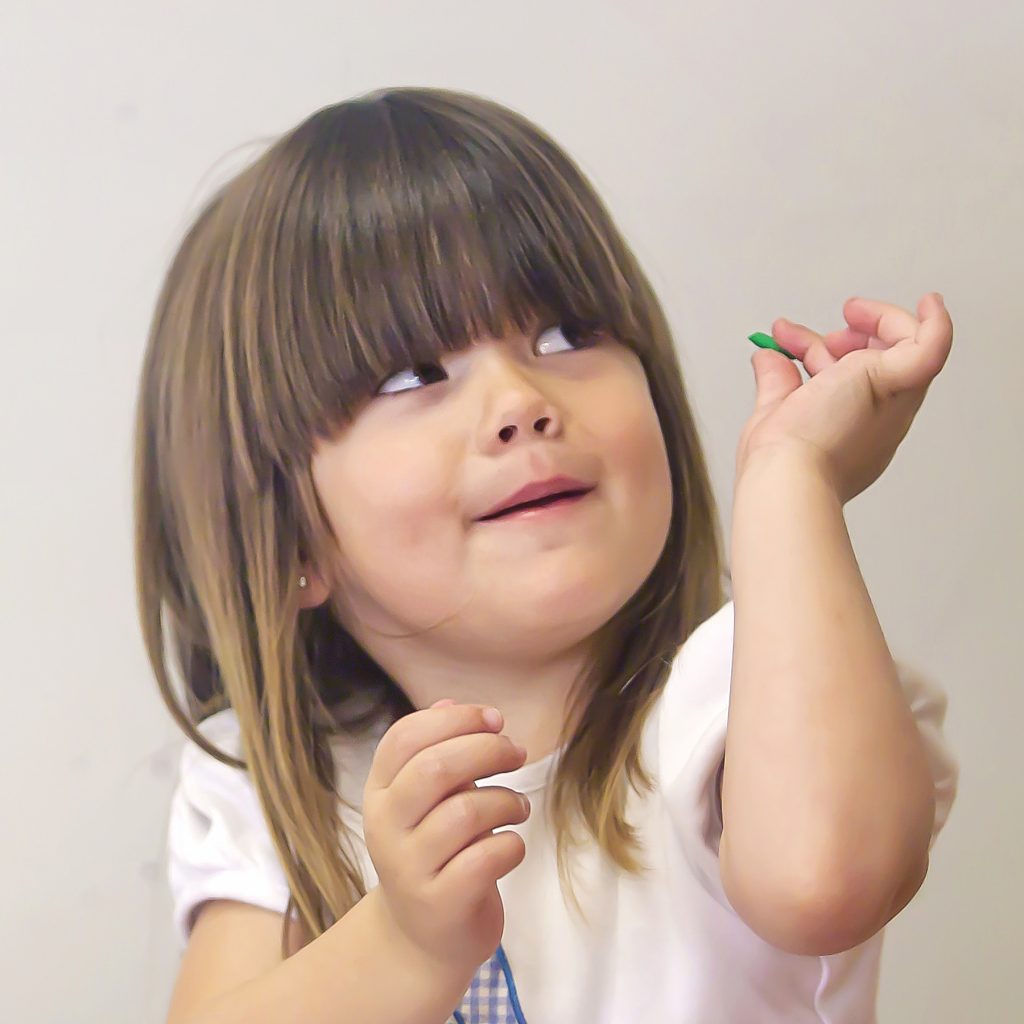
top-left (644, 601), bottom-right (733, 901)
top-left (187, 705), bottom-right (243, 755)
top-left (173, 707), bottom-right (254, 804)
top-left (669, 599), bottom-right (735, 701)
top-left (177, 704), bottom-right (384, 812)
top-left (167, 708), bottom-right (292, 946)
top-left (195, 705), bottom-right (242, 743)
top-left (642, 600), bottom-right (734, 791)
top-left (659, 600), bottom-right (735, 726)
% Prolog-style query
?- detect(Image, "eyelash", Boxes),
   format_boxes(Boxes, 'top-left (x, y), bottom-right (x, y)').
top-left (373, 320), bottom-right (602, 397)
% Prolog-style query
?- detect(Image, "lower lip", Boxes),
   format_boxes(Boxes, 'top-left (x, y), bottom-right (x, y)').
top-left (479, 490), bottom-right (594, 524)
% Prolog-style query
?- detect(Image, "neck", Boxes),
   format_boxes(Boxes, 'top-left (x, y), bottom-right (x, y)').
top-left (374, 640), bottom-right (593, 763)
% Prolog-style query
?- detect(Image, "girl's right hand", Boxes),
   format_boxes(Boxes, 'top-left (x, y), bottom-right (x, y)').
top-left (362, 700), bottom-right (531, 970)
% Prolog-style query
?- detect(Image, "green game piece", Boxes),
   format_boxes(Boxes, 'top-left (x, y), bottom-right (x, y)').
top-left (748, 331), bottom-right (798, 360)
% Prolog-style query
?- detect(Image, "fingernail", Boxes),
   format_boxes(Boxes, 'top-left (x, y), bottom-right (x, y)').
top-left (515, 743), bottom-right (528, 760)
top-left (519, 794), bottom-right (531, 814)
top-left (482, 707), bottom-right (503, 729)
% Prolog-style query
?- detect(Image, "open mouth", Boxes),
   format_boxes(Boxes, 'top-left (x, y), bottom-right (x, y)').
top-left (478, 488), bottom-right (594, 522)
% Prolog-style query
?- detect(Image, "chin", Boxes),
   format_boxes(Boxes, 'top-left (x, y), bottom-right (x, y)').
top-left (497, 583), bottom-right (631, 645)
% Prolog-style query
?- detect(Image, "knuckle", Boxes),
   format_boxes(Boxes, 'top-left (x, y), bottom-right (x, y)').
top-left (446, 835), bottom-right (519, 894)
top-left (395, 726), bottom-right (430, 768)
top-left (383, 726), bottom-right (418, 770)
top-left (461, 841), bottom-right (491, 877)
top-left (476, 833), bottom-right (516, 872)
top-left (418, 750), bottom-right (452, 787)
top-left (449, 791), bottom-right (481, 831)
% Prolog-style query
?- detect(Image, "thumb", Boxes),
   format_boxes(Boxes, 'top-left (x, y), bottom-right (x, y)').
top-left (751, 349), bottom-right (802, 412)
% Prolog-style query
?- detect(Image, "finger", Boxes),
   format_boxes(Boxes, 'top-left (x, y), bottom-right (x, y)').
top-left (877, 293), bottom-right (954, 392)
top-left (750, 348), bottom-right (802, 410)
top-left (367, 704), bottom-right (505, 791)
top-left (388, 731), bottom-right (528, 830)
top-left (432, 830), bottom-right (527, 899)
top-left (841, 295), bottom-right (925, 348)
top-left (770, 318), bottom-right (836, 377)
top-left (414, 786), bottom-right (530, 875)
top-left (820, 325), bottom-right (878, 359)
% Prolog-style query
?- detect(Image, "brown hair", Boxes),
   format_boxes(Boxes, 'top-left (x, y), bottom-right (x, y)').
top-left (133, 86), bottom-right (727, 957)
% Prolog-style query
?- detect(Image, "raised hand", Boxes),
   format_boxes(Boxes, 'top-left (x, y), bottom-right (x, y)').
top-left (737, 292), bottom-right (954, 503)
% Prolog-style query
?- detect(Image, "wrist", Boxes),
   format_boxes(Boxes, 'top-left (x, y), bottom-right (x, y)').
top-left (366, 886), bottom-right (476, 991)
top-left (736, 441), bottom-right (840, 502)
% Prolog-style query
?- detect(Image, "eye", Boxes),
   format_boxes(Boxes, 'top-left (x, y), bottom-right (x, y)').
top-left (536, 319), bottom-right (602, 355)
top-left (375, 362), bottom-right (448, 397)
top-left (374, 320), bottom-right (601, 397)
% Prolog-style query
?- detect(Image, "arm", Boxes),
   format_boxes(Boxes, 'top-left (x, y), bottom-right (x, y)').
top-left (719, 447), bottom-right (936, 956)
top-left (174, 886), bottom-right (473, 1024)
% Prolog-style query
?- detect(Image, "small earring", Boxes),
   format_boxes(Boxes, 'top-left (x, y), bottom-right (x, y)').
top-left (298, 575), bottom-right (308, 590)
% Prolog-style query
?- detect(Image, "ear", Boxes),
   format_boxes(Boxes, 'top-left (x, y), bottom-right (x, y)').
top-left (297, 567), bottom-right (331, 609)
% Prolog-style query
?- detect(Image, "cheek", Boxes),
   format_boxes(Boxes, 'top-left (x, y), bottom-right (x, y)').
top-left (313, 432), bottom-right (460, 580)
top-left (600, 389), bottom-right (672, 510)
top-left (593, 349), bottom-right (671, 502)
top-left (614, 398), bottom-right (674, 587)
top-left (363, 448), bottom-right (444, 521)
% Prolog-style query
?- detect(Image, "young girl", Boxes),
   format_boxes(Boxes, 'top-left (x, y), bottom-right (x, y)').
top-left (136, 86), bottom-right (958, 1023)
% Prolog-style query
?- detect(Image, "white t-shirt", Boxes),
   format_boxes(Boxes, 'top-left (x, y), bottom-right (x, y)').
top-left (167, 600), bottom-right (958, 1023)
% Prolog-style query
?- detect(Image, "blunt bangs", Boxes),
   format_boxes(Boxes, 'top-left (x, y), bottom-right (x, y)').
top-left (230, 90), bottom-right (645, 457)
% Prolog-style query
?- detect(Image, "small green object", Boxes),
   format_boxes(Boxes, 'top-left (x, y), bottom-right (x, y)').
top-left (748, 331), bottom-right (797, 360)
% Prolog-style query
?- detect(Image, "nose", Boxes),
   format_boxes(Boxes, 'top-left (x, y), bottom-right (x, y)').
top-left (495, 407), bottom-right (558, 445)
top-left (474, 351), bottom-right (564, 452)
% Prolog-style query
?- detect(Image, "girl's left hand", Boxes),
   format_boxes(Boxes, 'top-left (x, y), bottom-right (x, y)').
top-left (735, 292), bottom-right (954, 504)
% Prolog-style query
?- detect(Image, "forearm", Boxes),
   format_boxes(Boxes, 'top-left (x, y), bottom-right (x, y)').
top-left (720, 447), bottom-right (935, 953)
top-left (184, 887), bottom-right (471, 1024)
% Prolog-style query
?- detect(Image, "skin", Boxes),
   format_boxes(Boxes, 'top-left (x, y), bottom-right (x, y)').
top-left (287, 292), bottom-right (950, 969)
top-left (299, 313), bottom-right (674, 762)
top-left (720, 292), bottom-right (953, 953)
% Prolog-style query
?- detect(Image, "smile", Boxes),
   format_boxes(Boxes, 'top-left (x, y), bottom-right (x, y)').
top-left (476, 488), bottom-right (594, 523)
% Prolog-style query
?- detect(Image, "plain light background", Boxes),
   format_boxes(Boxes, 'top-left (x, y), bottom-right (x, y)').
top-left (2, 1), bottom-right (1020, 1021)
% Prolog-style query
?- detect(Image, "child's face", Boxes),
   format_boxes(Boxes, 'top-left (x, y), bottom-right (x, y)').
top-left (309, 321), bottom-right (673, 662)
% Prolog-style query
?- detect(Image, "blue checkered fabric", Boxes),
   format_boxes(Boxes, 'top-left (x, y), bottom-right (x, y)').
top-left (447, 944), bottom-right (526, 1024)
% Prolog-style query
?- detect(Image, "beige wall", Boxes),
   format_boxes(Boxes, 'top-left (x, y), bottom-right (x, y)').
top-left (2, 1), bottom-right (1019, 1020)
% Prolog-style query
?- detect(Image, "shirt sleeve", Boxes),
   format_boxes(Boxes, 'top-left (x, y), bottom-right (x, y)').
top-left (890, 657), bottom-right (959, 849)
top-left (658, 600), bottom-right (959, 907)
top-left (166, 709), bottom-right (292, 948)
